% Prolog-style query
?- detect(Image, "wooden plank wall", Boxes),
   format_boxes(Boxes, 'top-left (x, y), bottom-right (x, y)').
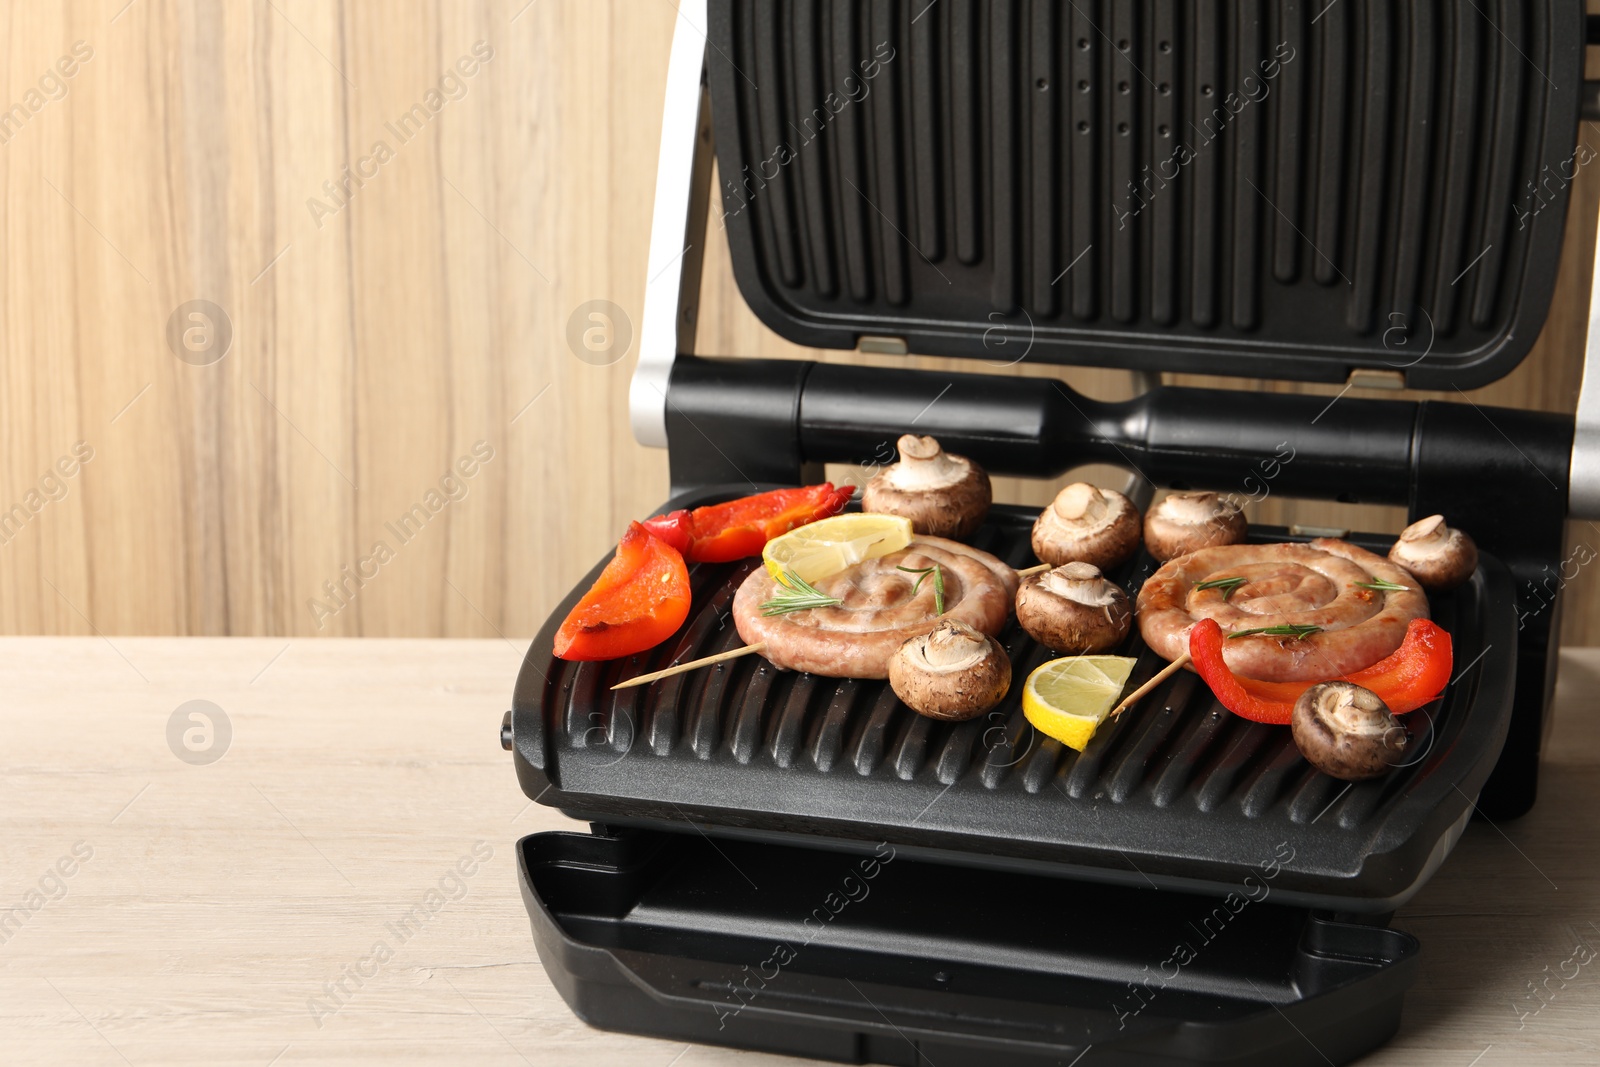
top-left (3, 1), bottom-right (1599, 644)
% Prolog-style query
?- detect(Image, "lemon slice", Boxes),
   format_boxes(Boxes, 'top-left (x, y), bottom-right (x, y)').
top-left (1022, 655), bottom-right (1139, 751)
top-left (762, 513), bottom-right (914, 585)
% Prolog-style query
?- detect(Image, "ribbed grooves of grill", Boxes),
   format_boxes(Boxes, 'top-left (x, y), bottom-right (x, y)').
top-left (542, 510), bottom-right (1466, 832)
top-left (705, 0), bottom-right (1579, 380)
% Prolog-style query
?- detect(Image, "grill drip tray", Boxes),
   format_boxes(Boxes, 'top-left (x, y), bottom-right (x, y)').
top-left (516, 826), bottom-right (1420, 1066)
top-left (510, 491), bottom-right (1517, 913)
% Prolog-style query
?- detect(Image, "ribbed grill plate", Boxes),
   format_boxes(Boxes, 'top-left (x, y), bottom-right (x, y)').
top-left (705, 0), bottom-right (1583, 389)
top-left (510, 495), bottom-right (1517, 911)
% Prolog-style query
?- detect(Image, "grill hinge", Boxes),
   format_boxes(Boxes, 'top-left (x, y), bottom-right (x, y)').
top-left (629, 0), bottom-right (713, 450)
top-left (1570, 190), bottom-right (1600, 518)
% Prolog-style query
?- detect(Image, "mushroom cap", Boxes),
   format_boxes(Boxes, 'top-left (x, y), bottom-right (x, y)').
top-left (1031, 483), bottom-right (1143, 570)
top-left (1291, 681), bottom-right (1407, 781)
top-left (862, 434), bottom-right (992, 540)
top-left (1388, 514), bottom-right (1477, 592)
top-left (888, 619), bottom-right (1012, 721)
top-left (1144, 491), bottom-right (1247, 562)
top-left (1015, 562), bottom-right (1133, 654)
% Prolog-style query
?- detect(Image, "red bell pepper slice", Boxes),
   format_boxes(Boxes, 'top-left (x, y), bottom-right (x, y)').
top-left (1187, 617), bottom-right (1454, 725)
top-left (640, 509), bottom-right (693, 555)
top-left (642, 483), bottom-right (854, 563)
top-left (553, 522), bottom-right (691, 661)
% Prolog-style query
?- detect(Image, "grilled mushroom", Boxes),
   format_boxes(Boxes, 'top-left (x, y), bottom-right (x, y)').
top-left (1291, 681), bottom-right (1407, 781)
top-left (1031, 483), bottom-right (1142, 571)
top-left (1144, 491), bottom-right (1247, 562)
top-left (888, 619), bottom-right (1011, 721)
top-left (1015, 562), bottom-right (1132, 654)
top-left (862, 434), bottom-right (992, 540)
top-left (1388, 514), bottom-right (1477, 592)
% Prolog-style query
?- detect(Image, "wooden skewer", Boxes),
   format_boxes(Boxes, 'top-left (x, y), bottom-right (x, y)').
top-left (612, 642), bottom-right (768, 690)
top-left (613, 565), bottom-right (1079, 689)
top-left (1110, 653), bottom-right (1192, 717)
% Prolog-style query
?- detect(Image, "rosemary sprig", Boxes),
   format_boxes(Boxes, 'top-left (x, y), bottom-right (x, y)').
top-left (759, 570), bottom-right (843, 616)
top-left (897, 563), bottom-right (946, 615)
top-left (1226, 623), bottom-right (1324, 640)
top-left (1355, 578), bottom-right (1411, 593)
top-left (1193, 576), bottom-right (1248, 599)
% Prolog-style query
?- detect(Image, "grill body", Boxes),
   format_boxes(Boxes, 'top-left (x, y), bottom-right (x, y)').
top-left (510, 497), bottom-right (1512, 1064)
top-left (519, 2), bottom-right (1587, 1061)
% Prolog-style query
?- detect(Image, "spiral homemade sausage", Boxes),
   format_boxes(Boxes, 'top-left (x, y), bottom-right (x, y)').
top-left (1136, 539), bottom-right (1429, 682)
top-left (734, 537), bottom-right (1018, 679)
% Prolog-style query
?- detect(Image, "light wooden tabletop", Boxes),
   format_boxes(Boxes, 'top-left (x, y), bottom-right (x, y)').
top-left (3, 636), bottom-right (1597, 1066)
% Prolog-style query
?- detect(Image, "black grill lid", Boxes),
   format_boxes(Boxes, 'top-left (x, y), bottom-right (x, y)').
top-left (706, 0), bottom-right (1583, 389)
top-left (510, 493), bottom-right (1516, 914)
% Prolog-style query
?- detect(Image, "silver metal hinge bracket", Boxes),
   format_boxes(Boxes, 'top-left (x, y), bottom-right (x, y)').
top-left (628, 0), bottom-right (714, 449)
top-left (1570, 193), bottom-right (1600, 518)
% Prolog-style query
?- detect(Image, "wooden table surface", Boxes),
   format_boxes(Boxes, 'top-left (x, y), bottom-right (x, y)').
top-left (3, 636), bottom-right (1598, 1066)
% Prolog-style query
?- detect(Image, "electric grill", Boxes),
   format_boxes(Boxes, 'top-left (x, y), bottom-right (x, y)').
top-left (507, 3), bottom-right (1600, 1063)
